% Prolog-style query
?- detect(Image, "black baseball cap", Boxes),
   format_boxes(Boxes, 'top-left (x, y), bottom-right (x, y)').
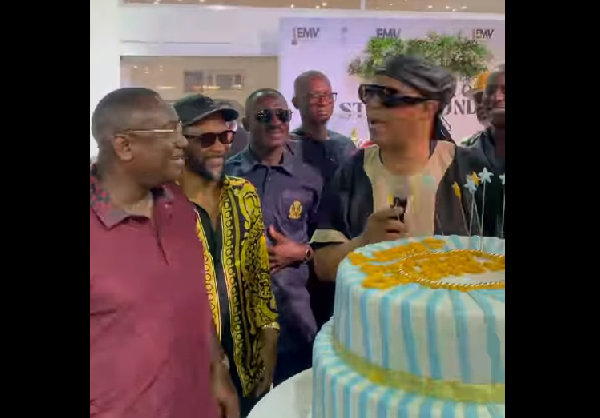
top-left (172, 94), bottom-right (239, 127)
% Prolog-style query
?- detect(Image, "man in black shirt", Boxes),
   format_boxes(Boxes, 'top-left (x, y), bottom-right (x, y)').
top-left (290, 71), bottom-right (356, 327)
top-left (290, 70), bottom-right (355, 181)
top-left (463, 64), bottom-right (505, 237)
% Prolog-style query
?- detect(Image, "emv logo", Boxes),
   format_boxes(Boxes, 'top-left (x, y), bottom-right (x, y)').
top-left (376, 28), bottom-right (401, 39)
top-left (472, 28), bottom-right (495, 40)
top-left (291, 27), bottom-right (320, 44)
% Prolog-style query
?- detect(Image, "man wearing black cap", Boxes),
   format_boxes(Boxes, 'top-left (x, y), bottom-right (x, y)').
top-left (310, 55), bottom-right (497, 282)
top-left (173, 94), bottom-right (280, 417)
top-left (226, 88), bottom-right (322, 386)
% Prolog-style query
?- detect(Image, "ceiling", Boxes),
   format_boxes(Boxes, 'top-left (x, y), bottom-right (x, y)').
top-left (123, 0), bottom-right (505, 14)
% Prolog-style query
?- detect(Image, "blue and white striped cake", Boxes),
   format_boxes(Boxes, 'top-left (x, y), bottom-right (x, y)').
top-left (312, 235), bottom-right (505, 418)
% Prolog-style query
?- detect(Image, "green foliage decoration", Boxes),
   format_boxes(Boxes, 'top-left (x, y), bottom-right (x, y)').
top-left (348, 32), bottom-right (492, 80)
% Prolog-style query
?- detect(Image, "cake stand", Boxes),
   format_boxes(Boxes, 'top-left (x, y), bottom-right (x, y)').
top-left (247, 369), bottom-right (313, 418)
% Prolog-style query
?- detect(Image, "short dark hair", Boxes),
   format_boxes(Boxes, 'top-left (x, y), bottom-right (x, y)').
top-left (293, 70), bottom-right (329, 97)
top-left (244, 88), bottom-right (285, 115)
top-left (91, 87), bottom-right (160, 145)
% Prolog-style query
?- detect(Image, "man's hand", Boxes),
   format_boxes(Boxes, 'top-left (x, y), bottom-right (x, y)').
top-left (211, 361), bottom-right (240, 418)
top-left (253, 328), bottom-right (278, 397)
top-left (358, 207), bottom-right (408, 246)
top-left (267, 226), bottom-right (307, 274)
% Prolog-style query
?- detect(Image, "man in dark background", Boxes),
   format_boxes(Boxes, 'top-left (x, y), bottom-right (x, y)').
top-left (290, 71), bottom-right (356, 328)
top-left (290, 70), bottom-right (355, 180)
top-left (463, 64), bottom-right (505, 238)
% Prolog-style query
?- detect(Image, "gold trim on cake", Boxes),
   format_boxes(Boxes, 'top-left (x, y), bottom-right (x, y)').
top-left (333, 338), bottom-right (505, 404)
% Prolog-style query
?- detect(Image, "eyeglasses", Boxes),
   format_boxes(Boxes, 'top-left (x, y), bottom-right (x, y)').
top-left (307, 92), bottom-right (338, 103)
top-left (255, 109), bottom-right (293, 124)
top-left (122, 122), bottom-right (183, 136)
top-left (358, 84), bottom-right (428, 108)
top-left (184, 130), bottom-right (235, 148)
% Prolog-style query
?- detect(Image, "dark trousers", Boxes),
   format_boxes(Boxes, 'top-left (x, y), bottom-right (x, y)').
top-left (273, 348), bottom-right (313, 387)
top-left (229, 364), bottom-right (264, 418)
top-left (307, 274), bottom-right (335, 329)
top-left (239, 394), bottom-right (262, 418)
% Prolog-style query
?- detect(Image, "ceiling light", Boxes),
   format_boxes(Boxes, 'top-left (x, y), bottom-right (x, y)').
top-left (153, 0), bottom-right (160, 4)
top-left (322, 2), bottom-right (327, 6)
top-left (315, 5), bottom-right (320, 8)
top-left (452, 8), bottom-right (457, 11)
top-left (290, 4), bottom-right (294, 7)
top-left (427, 5), bottom-right (432, 8)
top-left (461, 5), bottom-right (467, 9)
top-left (445, 5), bottom-right (450, 9)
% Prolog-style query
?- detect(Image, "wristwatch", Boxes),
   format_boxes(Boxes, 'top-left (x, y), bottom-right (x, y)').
top-left (304, 245), bottom-right (314, 263)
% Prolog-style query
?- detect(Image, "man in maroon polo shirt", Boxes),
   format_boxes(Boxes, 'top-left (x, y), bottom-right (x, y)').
top-left (90, 87), bottom-right (239, 418)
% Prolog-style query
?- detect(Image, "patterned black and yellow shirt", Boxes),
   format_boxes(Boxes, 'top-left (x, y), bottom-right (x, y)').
top-left (179, 173), bottom-right (278, 397)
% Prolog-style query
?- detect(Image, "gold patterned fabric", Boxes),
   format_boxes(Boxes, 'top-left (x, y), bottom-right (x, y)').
top-left (182, 175), bottom-right (279, 397)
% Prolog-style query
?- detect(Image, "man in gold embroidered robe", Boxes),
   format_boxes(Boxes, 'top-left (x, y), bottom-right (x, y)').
top-left (174, 94), bottom-right (279, 417)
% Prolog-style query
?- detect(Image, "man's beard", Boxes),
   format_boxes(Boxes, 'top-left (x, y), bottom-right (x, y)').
top-left (186, 157), bottom-right (225, 182)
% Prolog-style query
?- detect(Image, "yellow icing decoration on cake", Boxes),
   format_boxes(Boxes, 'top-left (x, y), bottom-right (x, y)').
top-left (352, 240), bottom-right (505, 291)
top-left (332, 338), bottom-right (505, 403)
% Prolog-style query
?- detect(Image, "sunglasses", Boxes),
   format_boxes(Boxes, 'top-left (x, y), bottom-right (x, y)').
top-left (307, 92), bottom-right (338, 103)
top-left (255, 109), bottom-right (293, 124)
top-left (184, 130), bottom-right (234, 148)
top-left (358, 84), bottom-right (429, 108)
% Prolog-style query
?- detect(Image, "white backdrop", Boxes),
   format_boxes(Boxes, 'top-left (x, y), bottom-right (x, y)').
top-left (278, 17), bottom-right (505, 142)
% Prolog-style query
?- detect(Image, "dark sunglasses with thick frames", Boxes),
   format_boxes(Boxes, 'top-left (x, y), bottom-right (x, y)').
top-left (358, 84), bottom-right (429, 108)
top-left (184, 130), bottom-right (235, 148)
top-left (255, 108), bottom-right (293, 124)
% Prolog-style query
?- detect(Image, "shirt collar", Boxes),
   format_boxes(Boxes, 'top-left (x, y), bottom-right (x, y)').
top-left (239, 142), bottom-right (297, 175)
top-left (90, 164), bottom-right (173, 229)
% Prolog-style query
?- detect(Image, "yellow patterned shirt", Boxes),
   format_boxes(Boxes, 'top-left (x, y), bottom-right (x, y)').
top-left (179, 174), bottom-right (279, 397)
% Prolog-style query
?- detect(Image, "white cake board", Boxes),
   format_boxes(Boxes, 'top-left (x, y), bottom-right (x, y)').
top-left (247, 369), bottom-right (313, 418)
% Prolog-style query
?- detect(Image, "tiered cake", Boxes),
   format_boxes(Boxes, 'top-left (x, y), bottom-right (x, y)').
top-left (312, 236), bottom-right (505, 418)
